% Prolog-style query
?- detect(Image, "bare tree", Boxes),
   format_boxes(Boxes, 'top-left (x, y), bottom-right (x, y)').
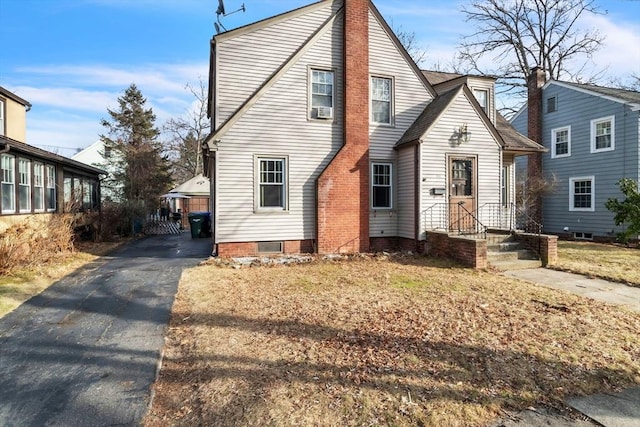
top-left (458, 0), bottom-right (605, 96)
top-left (164, 78), bottom-right (210, 183)
top-left (391, 22), bottom-right (428, 67)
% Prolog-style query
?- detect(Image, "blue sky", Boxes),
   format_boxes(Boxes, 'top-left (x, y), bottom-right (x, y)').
top-left (1, 0), bottom-right (639, 157)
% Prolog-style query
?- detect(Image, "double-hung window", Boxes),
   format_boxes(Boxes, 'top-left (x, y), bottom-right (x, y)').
top-left (371, 77), bottom-right (392, 125)
top-left (33, 162), bottom-right (45, 212)
top-left (256, 156), bottom-right (287, 211)
top-left (18, 158), bottom-right (31, 213)
top-left (1, 154), bottom-right (15, 213)
top-left (570, 176), bottom-right (595, 212)
top-left (551, 126), bottom-right (571, 158)
top-left (473, 89), bottom-right (488, 113)
top-left (590, 116), bottom-right (615, 153)
top-left (310, 69), bottom-right (334, 119)
top-left (46, 165), bottom-right (56, 211)
top-left (372, 162), bottom-right (392, 209)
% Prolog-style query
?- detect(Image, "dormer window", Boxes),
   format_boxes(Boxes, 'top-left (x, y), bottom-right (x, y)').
top-left (473, 89), bottom-right (488, 113)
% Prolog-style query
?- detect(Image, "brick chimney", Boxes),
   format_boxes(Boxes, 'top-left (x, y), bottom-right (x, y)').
top-left (527, 66), bottom-right (546, 223)
top-left (316, 0), bottom-right (370, 253)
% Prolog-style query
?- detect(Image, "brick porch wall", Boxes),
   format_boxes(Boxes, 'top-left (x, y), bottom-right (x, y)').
top-left (424, 231), bottom-right (488, 269)
top-left (514, 233), bottom-right (558, 266)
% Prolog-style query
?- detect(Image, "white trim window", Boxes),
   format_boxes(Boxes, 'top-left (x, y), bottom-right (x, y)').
top-left (569, 176), bottom-right (595, 212)
top-left (310, 69), bottom-right (334, 119)
top-left (590, 116), bottom-right (615, 153)
top-left (256, 156), bottom-right (287, 211)
top-left (46, 165), bottom-right (56, 211)
top-left (1, 153), bottom-right (15, 213)
top-left (551, 126), bottom-right (571, 158)
top-left (371, 162), bottom-right (392, 209)
top-left (473, 89), bottom-right (488, 113)
top-left (371, 76), bottom-right (393, 125)
top-left (18, 157), bottom-right (31, 213)
top-left (33, 162), bottom-right (45, 212)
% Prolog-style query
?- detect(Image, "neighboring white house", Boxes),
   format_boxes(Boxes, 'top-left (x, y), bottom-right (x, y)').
top-left (203, 0), bottom-right (545, 257)
top-left (72, 140), bottom-right (121, 202)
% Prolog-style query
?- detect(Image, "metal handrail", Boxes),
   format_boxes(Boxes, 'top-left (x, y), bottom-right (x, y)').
top-left (422, 202), bottom-right (487, 237)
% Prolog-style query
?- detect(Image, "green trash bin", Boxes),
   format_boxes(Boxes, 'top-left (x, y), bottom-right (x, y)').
top-left (188, 212), bottom-right (205, 239)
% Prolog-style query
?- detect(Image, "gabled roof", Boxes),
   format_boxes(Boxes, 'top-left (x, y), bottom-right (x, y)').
top-left (396, 85), bottom-right (462, 147)
top-left (170, 174), bottom-right (210, 196)
top-left (0, 86), bottom-right (32, 109)
top-left (544, 80), bottom-right (640, 110)
top-left (396, 83), bottom-right (545, 153)
top-left (495, 113), bottom-right (545, 152)
top-left (422, 70), bottom-right (496, 87)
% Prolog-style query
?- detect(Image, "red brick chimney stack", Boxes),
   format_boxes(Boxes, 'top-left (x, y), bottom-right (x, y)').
top-left (316, 0), bottom-right (370, 253)
top-left (527, 66), bottom-right (546, 223)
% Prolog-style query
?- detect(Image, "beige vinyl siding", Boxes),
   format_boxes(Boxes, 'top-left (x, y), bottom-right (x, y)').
top-left (215, 1), bottom-right (338, 128)
top-left (397, 146), bottom-right (415, 239)
top-left (367, 9), bottom-right (432, 237)
top-left (419, 91), bottom-right (501, 239)
top-left (216, 15), bottom-right (344, 243)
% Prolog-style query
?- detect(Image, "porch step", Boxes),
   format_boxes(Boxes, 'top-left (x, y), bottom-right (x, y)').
top-left (485, 232), bottom-right (540, 270)
top-left (489, 259), bottom-right (542, 271)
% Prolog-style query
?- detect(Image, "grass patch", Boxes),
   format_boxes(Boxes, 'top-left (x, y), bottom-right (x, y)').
top-left (554, 241), bottom-right (640, 287)
top-left (0, 240), bottom-right (124, 319)
top-left (145, 255), bottom-right (640, 427)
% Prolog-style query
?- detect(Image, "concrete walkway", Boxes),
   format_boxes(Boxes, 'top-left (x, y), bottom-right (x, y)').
top-left (503, 268), bottom-right (640, 427)
top-left (0, 233), bottom-right (213, 427)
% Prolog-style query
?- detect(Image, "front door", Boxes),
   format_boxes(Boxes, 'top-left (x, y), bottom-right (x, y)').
top-left (449, 156), bottom-right (476, 232)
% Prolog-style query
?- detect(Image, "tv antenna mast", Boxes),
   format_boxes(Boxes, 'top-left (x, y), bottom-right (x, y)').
top-left (215, 0), bottom-right (245, 34)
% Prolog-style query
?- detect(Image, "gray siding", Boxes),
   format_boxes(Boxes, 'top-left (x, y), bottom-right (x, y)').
top-left (397, 146), bottom-right (415, 239)
top-left (419, 91), bottom-right (502, 239)
top-left (215, 1), bottom-right (339, 128)
top-left (215, 6), bottom-right (343, 243)
top-left (368, 10), bottom-right (432, 237)
top-left (514, 83), bottom-right (640, 237)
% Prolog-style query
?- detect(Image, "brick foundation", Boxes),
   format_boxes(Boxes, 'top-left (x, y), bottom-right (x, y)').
top-left (424, 231), bottom-right (488, 269)
top-left (217, 240), bottom-right (315, 257)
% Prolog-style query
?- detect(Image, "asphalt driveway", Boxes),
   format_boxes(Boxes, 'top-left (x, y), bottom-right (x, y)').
top-left (0, 233), bottom-right (213, 427)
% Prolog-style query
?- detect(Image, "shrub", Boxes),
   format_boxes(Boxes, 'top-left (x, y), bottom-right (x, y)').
top-left (606, 178), bottom-right (640, 244)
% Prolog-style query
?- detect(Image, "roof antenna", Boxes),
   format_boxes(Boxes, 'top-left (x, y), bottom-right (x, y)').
top-left (215, 0), bottom-right (246, 33)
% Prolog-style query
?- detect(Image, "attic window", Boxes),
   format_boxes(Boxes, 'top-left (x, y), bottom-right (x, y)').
top-left (546, 96), bottom-right (557, 113)
top-left (473, 89), bottom-right (488, 113)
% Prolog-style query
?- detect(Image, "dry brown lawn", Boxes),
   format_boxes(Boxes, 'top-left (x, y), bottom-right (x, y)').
top-left (554, 241), bottom-right (640, 287)
top-left (0, 240), bottom-right (124, 318)
top-left (146, 255), bottom-right (640, 427)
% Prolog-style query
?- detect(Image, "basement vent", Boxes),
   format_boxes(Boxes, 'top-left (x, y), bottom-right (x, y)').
top-left (573, 232), bottom-right (593, 240)
top-left (257, 241), bottom-right (283, 253)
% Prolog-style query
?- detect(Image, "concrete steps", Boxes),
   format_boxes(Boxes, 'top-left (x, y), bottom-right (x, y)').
top-left (486, 233), bottom-right (541, 271)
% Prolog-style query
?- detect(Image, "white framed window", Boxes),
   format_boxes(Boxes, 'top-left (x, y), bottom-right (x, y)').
top-left (473, 89), bottom-right (488, 113)
top-left (546, 96), bottom-right (557, 113)
top-left (310, 69), bottom-right (334, 119)
top-left (0, 99), bottom-right (5, 136)
top-left (371, 162), bottom-right (392, 209)
top-left (1, 153), bottom-right (15, 213)
top-left (46, 165), bottom-right (56, 211)
top-left (33, 162), bottom-right (45, 212)
top-left (18, 157), bottom-right (31, 213)
top-left (255, 156), bottom-right (288, 211)
top-left (371, 76), bottom-right (393, 125)
top-left (551, 126), bottom-right (571, 158)
top-left (569, 176), bottom-right (595, 212)
top-left (590, 116), bottom-right (615, 153)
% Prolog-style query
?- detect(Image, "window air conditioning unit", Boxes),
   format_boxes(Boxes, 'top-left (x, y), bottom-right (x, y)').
top-left (317, 106), bottom-right (333, 119)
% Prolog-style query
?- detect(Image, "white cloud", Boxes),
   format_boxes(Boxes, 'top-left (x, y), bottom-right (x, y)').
top-left (583, 14), bottom-right (640, 78)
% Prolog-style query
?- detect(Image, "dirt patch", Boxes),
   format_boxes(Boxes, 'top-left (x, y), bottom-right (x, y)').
top-left (146, 255), bottom-right (640, 426)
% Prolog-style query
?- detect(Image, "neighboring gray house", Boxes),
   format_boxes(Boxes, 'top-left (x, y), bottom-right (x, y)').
top-left (512, 74), bottom-right (640, 240)
top-left (203, 0), bottom-right (544, 257)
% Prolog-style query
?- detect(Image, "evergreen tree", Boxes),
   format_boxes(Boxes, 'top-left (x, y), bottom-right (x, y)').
top-left (99, 84), bottom-right (172, 210)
